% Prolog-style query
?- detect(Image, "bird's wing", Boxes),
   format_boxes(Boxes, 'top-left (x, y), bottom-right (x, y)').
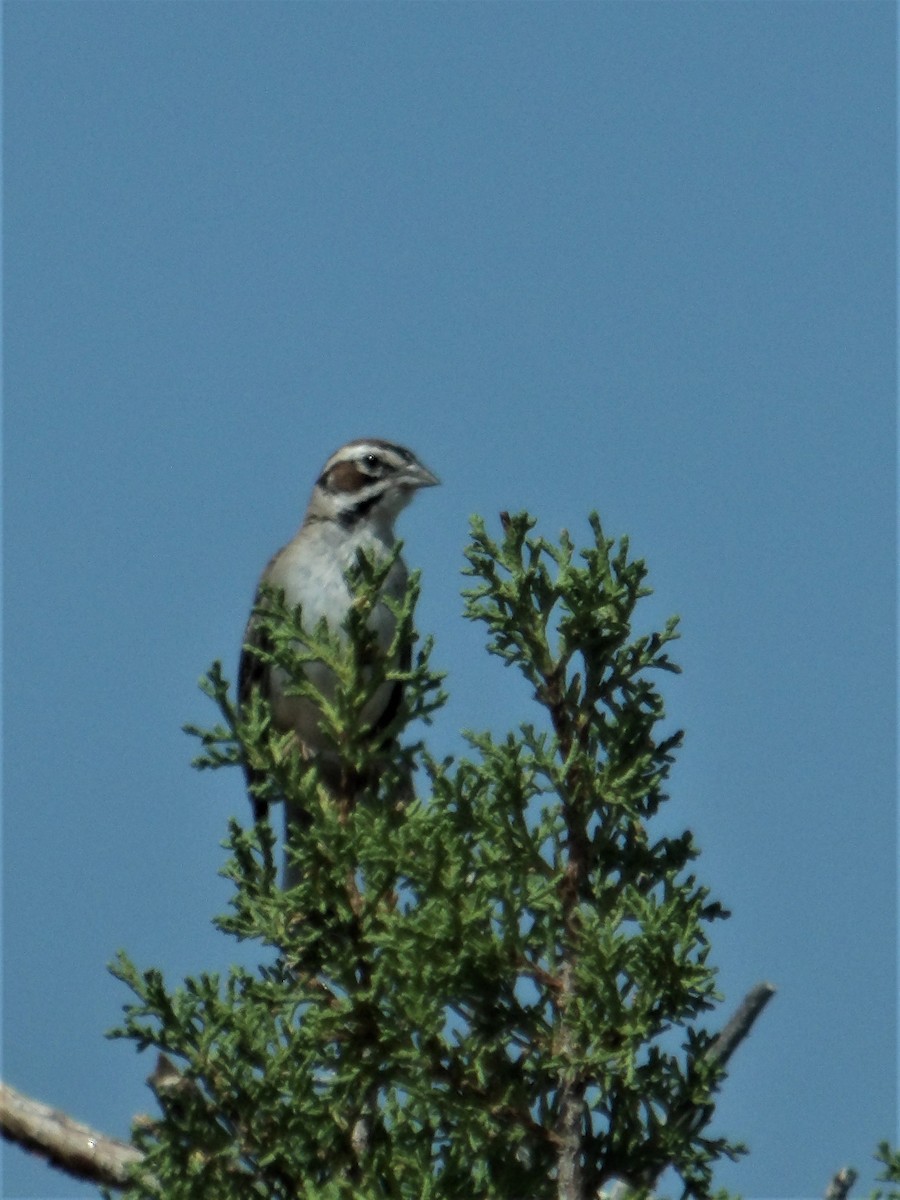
top-left (238, 584), bottom-right (276, 823)
top-left (368, 635), bottom-right (411, 742)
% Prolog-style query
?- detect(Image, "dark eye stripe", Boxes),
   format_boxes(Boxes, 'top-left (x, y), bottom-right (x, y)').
top-left (360, 452), bottom-right (385, 474)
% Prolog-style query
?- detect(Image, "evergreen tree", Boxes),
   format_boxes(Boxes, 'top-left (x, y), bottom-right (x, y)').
top-left (110, 511), bottom-right (754, 1200)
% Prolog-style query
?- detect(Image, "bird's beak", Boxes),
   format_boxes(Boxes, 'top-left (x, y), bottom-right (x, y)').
top-left (403, 461), bottom-right (440, 489)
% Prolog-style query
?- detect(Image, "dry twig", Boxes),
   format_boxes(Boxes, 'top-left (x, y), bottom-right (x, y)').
top-left (1, 1079), bottom-right (141, 1189)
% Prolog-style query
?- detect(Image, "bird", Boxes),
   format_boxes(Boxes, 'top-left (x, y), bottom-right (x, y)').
top-left (238, 438), bottom-right (439, 881)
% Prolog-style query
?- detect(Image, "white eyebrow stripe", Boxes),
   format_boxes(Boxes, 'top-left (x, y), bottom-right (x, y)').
top-left (326, 444), bottom-right (408, 473)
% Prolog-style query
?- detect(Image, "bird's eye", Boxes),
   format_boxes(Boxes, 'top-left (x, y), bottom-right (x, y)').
top-left (362, 453), bottom-right (381, 472)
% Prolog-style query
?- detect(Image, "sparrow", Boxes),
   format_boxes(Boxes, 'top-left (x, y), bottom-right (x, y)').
top-left (238, 438), bottom-right (438, 878)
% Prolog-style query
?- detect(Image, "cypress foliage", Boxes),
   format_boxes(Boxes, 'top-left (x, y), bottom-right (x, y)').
top-left (110, 512), bottom-right (741, 1200)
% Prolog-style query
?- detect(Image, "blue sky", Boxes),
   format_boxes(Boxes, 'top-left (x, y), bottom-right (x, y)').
top-left (3, 3), bottom-right (895, 1197)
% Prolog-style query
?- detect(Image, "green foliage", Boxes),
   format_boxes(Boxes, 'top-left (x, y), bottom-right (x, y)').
top-left (870, 1143), bottom-right (900, 1200)
top-left (111, 512), bottom-right (739, 1200)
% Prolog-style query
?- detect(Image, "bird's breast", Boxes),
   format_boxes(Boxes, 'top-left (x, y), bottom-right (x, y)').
top-left (272, 527), bottom-right (406, 650)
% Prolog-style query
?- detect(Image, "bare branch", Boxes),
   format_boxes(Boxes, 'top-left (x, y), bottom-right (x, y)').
top-left (824, 1166), bottom-right (858, 1200)
top-left (709, 981), bottom-right (777, 1067)
top-left (0, 1079), bottom-right (142, 1189)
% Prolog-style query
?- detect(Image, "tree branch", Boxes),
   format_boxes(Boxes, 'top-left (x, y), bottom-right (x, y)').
top-left (556, 960), bottom-right (587, 1200)
top-left (708, 981), bottom-right (777, 1068)
top-left (605, 982), bottom-right (777, 1199)
top-left (1, 1079), bottom-right (142, 1189)
top-left (824, 1166), bottom-right (858, 1200)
